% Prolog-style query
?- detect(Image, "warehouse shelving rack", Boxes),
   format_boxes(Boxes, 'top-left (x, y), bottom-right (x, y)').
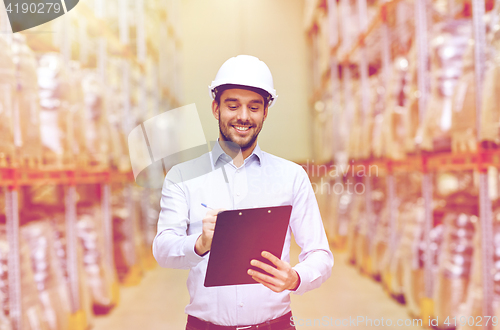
top-left (1, 167), bottom-right (135, 329)
top-left (1, 0), bottom-right (182, 329)
top-left (2, 168), bottom-right (133, 330)
top-left (307, 0), bottom-right (495, 327)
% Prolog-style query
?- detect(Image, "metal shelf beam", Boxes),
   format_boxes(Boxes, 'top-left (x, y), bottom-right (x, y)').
top-left (0, 169), bottom-right (133, 187)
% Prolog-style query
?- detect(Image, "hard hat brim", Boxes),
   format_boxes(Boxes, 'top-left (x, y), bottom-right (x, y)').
top-left (208, 83), bottom-right (277, 107)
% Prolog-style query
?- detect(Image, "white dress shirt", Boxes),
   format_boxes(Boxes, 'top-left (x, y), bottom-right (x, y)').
top-left (153, 141), bottom-right (333, 326)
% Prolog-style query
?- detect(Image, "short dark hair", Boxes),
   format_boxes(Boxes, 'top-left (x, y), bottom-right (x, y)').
top-left (213, 84), bottom-right (271, 108)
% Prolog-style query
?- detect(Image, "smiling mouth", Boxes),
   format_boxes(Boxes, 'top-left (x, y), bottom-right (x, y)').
top-left (232, 125), bottom-right (252, 132)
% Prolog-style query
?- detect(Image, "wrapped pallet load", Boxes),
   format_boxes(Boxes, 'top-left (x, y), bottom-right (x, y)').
top-left (359, 77), bottom-right (377, 160)
top-left (450, 41), bottom-right (476, 153)
top-left (138, 188), bottom-right (162, 270)
top-left (131, 187), bottom-right (150, 271)
top-left (332, 183), bottom-right (353, 250)
top-left (416, 19), bottom-right (471, 152)
top-left (394, 174), bottom-right (433, 316)
top-left (329, 68), bottom-right (344, 160)
top-left (354, 199), bottom-right (371, 274)
top-left (418, 219), bottom-right (445, 319)
top-left (0, 225), bottom-right (46, 330)
top-left (12, 34), bottom-right (42, 167)
top-left (371, 204), bottom-right (389, 281)
top-left (21, 221), bottom-right (72, 330)
top-left (433, 195), bottom-right (477, 330)
top-left (371, 175), bottom-right (411, 284)
top-left (346, 183), bottom-right (365, 265)
top-left (112, 205), bottom-right (134, 283)
top-left (324, 177), bottom-right (341, 242)
top-left (78, 205), bottom-right (118, 314)
top-left (143, 188), bottom-right (162, 248)
top-left (381, 57), bottom-right (410, 160)
top-left (81, 71), bottom-right (111, 168)
top-left (37, 53), bottom-right (77, 167)
top-left (67, 61), bottom-right (90, 166)
top-left (111, 186), bottom-right (145, 286)
top-left (104, 59), bottom-right (130, 171)
top-left (107, 91), bottom-right (131, 172)
top-left (456, 204), bottom-right (500, 330)
top-left (370, 185), bottom-right (386, 258)
top-left (0, 289), bottom-right (10, 330)
top-left (324, 95), bottom-right (335, 162)
top-left (382, 173), bottom-right (423, 301)
top-left (355, 184), bottom-right (385, 275)
top-left (390, 173), bottom-right (423, 310)
top-left (0, 35), bottom-right (16, 167)
top-left (407, 219), bottom-right (444, 319)
top-left (50, 212), bottom-right (93, 328)
top-left (315, 173), bottom-right (335, 240)
top-left (371, 74), bottom-right (387, 158)
top-left (403, 46), bottom-right (421, 155)
top-left (479, 12), bottom-right (500, 148)
top-left (317, 10), bottom-right (331, 80)
top-left (311, 94), bottom-right (334, 164)
top-left (346, 81), bottom-right (362, 160)
top-left (399, 198), bottom-right (426, 316)
top-left (336, 76), bottom-right (349, 160)
top-left (382, 198), bottom-right (406, 303)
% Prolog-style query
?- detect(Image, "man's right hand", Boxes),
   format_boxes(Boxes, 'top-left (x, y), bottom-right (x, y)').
top-left (195, 208), bottom-right (225, 256)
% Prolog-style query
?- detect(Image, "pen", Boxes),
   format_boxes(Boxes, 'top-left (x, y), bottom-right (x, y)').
top-left (201, 203), bottom-right (213, 210)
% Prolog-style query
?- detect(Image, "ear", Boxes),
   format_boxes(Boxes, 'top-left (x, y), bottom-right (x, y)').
top-left (212, 100), bottom-right (220, 120)
top-left (263, 106), bottom-right (269, 121)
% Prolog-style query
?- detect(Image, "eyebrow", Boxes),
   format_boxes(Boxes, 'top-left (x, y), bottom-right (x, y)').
top-left (223, 98), bottom-right (263, 104)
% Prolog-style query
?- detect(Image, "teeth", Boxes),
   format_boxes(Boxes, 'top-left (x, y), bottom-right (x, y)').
top-left (234, 126), bottom-right (250, 131)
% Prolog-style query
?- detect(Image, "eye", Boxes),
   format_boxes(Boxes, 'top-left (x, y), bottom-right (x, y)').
top-left (228, 105), bottom-right (238, 110)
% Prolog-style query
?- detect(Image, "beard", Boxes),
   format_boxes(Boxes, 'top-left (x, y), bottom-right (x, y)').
top-left (218, 117), bottom-right (264, 151)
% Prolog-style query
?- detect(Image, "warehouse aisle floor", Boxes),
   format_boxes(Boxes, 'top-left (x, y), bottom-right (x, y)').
top-left (92, 240), bottom-right (423, 330)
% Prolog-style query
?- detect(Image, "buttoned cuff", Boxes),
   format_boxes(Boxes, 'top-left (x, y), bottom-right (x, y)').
top-left (290, 271), bottom-right (301, 291)
top-left (184, 234), bottom-right (207, 264)
top-left (291, 263), bottom-right (322, 295)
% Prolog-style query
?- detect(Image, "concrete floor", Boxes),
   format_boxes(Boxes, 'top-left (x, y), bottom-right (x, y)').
top-left (92, 241), bottom-right (423, 330)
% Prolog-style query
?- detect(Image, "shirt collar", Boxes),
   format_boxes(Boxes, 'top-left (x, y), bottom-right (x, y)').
top-left (251, 143), bottom-right (263, 165)
top-left (211, 140), bottom-right (263, 167)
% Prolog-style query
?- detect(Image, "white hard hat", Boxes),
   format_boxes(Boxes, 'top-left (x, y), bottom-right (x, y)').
top-left (209, 55), bottom-right (278, 107)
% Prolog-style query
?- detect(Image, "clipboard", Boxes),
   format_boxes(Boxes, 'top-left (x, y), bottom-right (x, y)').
top-left (204, 205), bottom-right (292, 287)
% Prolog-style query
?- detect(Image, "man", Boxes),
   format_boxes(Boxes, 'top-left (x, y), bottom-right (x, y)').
top-left (153, 55), bottom-right (333, 330)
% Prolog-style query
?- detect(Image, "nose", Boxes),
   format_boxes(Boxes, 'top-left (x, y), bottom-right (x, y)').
top-left (236, 105), bottom-right (251, 122)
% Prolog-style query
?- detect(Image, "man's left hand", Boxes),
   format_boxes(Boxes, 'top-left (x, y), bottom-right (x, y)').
top-left (247, 251), bottom-right (299, 292)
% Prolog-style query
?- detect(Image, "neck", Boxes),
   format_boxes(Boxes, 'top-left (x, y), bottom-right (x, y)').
top-left (218, 137), bottom-right (257, 167)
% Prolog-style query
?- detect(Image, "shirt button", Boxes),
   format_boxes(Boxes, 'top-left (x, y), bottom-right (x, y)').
top-left (238, 302), bottom-right (243, 307)
top-left (236, 192), bottom-right (240, 196)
